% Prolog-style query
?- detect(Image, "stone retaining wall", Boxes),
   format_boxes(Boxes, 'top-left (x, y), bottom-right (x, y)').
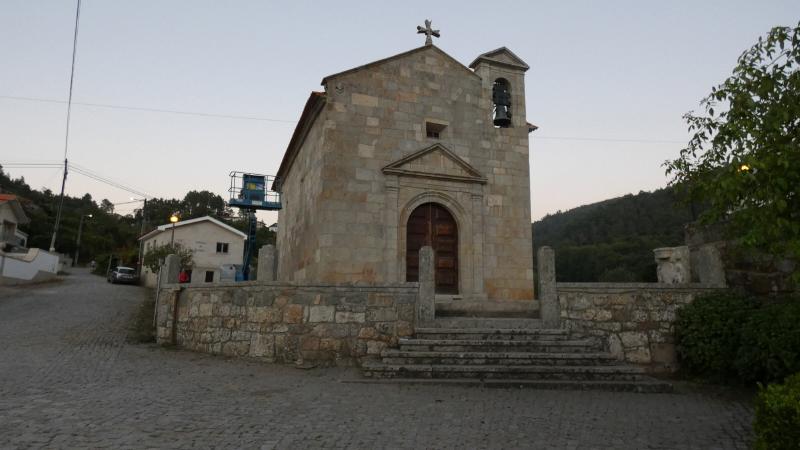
top-left (156, 281), bottom-right (418, 366)
top-left (557, 283), bottom-right (722, 372)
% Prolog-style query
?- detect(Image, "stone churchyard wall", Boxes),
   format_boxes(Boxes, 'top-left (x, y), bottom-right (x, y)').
top-left (156, 282), bottom-right (418, 366)
top-left (556, 283), bottom-right (722, 372)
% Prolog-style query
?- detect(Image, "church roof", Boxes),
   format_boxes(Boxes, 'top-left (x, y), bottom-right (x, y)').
top-left (320, 45), bottom-right (479, 86)
top-left (273, 91), bottom-right (326, 192)
top-left (468, 47), bottom-right (530, 72)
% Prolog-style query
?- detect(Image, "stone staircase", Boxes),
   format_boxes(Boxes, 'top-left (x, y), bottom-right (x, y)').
top-left (362, 316), bottom-right (672, 392)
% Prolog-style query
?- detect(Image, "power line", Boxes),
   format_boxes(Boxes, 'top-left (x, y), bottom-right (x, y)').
top-left (2, 160), bottom-right (153, 199)
top-left (0, 94), bottom-right (689, 145)
top-left (0, 95), bottom-right (297, 123)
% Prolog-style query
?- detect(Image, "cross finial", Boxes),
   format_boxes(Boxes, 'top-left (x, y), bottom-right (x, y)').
top-left (416, 19), bottom-right (440, 46)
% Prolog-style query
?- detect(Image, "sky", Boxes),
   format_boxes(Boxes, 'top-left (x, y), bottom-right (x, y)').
top-left (1, 1), bottom-right (798, 225)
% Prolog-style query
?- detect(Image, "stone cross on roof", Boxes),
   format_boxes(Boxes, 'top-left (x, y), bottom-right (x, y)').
top-left (416, 19), bottom-right (440, 46)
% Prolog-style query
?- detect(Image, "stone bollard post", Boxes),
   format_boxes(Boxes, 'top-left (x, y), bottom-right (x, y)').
top-left (257, 244), bottom-right (277, 282)
top-left (417, 246), bottom-right (435, 323)
top-left (654, 246), bottom-right (690, 284)
top-left (162, 254), bottom-right (180, 286)
top-left (537, 246), bottom-right (560, 328)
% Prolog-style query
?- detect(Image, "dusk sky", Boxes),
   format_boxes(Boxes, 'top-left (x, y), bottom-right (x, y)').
top-left (1, 1), bottom-right (798, 225)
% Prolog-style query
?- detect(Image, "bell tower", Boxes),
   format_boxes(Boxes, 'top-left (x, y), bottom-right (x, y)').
top-left (469, 47), bottom-right (535, 301)
top-left (469, 47), bottom-right (530, 130)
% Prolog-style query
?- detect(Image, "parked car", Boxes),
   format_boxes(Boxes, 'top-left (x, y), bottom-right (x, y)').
top-left (107, 266), bottom-right (138, 284)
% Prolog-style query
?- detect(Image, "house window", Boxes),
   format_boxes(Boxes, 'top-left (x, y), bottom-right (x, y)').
top-left (426, 121), bottom-right (447, 139)
top-left (216, 242), bottom-right (229, 253)
top-left (205, 271), bottom-right (214, 283)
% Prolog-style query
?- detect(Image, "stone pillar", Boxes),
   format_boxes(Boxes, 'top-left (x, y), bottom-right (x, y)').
top-left (257, 244), bottom-right (277, 282)
top-left (537, 246), bottom-right (560, 328)
top-left (161, 254), bottom-right (180, 286)
top-left (693, 244), bottom-right (727, 287)
top-left (654, 246), bottom-right (691, 284)
top-left (417, 246), bottom-right (435, 323)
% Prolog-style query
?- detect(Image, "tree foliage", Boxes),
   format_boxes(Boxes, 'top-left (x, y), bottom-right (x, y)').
top-left (534, 187), bottom-right (698, 282)
top-left (0, 166), bottom-right (244, 269)
top-left (665, 22), bottom-right (800, 268)
top-left (142, 243), bottom-right (194, 273)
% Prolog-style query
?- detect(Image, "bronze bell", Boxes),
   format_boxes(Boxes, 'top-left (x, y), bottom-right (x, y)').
top-left (493, 106), bottom-right (511, 127)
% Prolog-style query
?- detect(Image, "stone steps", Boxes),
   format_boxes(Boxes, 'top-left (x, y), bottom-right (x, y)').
top-left (399, 338), bottom-right (602, 353)
top-left (415, 327), bottom-right (572, 341)
top-left (435, 300), bottom-right (540, 318)
top-left (360, 316), bottom-right (672, 392)
top-left (362, 362), bottom-right (649, 381)
top-left (346, 378), bottom-right (672, 393)
top-left (381, 350), bottom-right (619, 366)
top-left (419, 318), bottom-right (543, 329)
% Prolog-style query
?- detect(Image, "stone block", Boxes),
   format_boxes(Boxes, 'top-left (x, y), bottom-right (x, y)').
top-left (309, 305), bottom-right (335, 323)
top-left (620, 331), bottom-right (648, 349)
top-left (367, 308), bottom-right (397, 322)
top-left (284, 304), bottom-right (305, 324)
top-left (335, 311), bottom-right (366, 323)
top-left (249, 334), bottom-right (275, 358)
top-left (366, 340), bottom-right (387, 355)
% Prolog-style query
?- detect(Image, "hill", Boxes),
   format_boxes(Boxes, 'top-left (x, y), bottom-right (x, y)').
top-left (533, 188), bottom-right (698, 282)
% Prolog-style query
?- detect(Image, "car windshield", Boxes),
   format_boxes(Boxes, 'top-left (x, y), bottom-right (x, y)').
top-left (118, 268), bottom-right (135, 275)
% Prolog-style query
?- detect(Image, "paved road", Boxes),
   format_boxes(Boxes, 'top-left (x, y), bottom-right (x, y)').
top-left (0, 270), bottom-right (753, 449)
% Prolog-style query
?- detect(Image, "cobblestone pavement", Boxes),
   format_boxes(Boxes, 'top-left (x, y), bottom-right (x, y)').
top-left (0, 270), bottom-right (753, 449)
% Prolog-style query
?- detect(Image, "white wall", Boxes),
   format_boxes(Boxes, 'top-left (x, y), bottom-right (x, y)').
top-left (0, 248), bottom-right (59, 285)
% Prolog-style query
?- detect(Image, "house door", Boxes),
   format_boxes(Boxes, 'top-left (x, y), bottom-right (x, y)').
top-left (406, 203), bottom-right (458, 294)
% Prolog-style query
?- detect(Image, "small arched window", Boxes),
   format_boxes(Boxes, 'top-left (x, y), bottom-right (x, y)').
top-left (492, 78), bottom-right (512, 128)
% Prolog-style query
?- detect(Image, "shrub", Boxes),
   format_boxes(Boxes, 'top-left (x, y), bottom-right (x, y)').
top-left (736, 299), bottom-right (800, 384)
top-left (754, 372), bottom-right (800, 450)
top-left (675, 292), bottom-right (758, 380)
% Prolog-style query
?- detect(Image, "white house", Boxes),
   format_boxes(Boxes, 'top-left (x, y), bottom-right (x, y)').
top-left (138, 216), bottom-right (247, 287)
top-left (0, 194), bottom-right (29, 248)
top-left (268, 222), bottom-right (278, 233)
top-left (0, 194), bottom-right (60, 285)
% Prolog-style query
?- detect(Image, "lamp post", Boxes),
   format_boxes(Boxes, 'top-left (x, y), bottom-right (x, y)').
top-left (170, 213), bottom-right (179, 246)
top-left (73, 213), bottom-right (92, 267)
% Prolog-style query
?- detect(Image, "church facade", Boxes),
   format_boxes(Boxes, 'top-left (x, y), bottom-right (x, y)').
top-left (274, 40), bottom-right (536, 302)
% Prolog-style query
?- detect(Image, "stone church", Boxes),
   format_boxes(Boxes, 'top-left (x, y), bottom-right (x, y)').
top-left (274, 27), bottom-right (536, 302)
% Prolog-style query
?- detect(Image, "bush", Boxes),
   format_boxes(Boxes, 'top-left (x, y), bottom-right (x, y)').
top-left (675, 292), bottom-right (758, 380)
top-left (736, 300), bottom-right (800, 384)
top-left (754, 373), bottom-right (800, 450)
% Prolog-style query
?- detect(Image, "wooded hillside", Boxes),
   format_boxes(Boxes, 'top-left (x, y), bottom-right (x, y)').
top-left (533, 188), bottom-right (698, 282)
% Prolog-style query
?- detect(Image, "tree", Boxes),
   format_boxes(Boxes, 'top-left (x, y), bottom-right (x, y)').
top-left (182, 190), bottom-right (231, 219)
top-left (665, 22), bottom-right (800, 268)
top-left (142, 243), bottom-right (193, 273)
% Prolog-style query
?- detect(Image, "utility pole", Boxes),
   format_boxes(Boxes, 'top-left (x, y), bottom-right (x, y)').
top-left (73, 213), bottom-right (91, 266)
top-left (137, 198), bottom-right (147, 275)
top-left (49, 0), bottom-right (82, 253)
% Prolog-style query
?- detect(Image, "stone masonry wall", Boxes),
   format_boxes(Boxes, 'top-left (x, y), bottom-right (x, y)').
top-left (156, 282), bottom-right (418, 366)
top-left (557, 283), bottom-right (723, 373)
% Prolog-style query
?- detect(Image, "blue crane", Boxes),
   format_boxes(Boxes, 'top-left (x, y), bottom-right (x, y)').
top-left (228, 171), bottom-right (281, 280)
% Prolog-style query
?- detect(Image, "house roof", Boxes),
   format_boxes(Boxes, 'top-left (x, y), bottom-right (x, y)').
top-left (273, 91), bottom-right (326, 192)
top-left (0, 194), bottom-right (30, 225)
top-left (138, 216), bottom-right (247, 242)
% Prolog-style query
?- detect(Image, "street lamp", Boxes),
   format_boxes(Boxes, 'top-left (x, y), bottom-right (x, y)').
top-left (73, 213), bottom-right (92, 267)
top-left (170, 213), bottom-right (179, 246)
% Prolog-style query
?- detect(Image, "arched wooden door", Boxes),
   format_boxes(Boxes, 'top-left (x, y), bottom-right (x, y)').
top-left (406, 203), bottom-right (458, 294)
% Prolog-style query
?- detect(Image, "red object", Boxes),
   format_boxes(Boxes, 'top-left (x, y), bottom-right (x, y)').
top-left (178, 271), bottom-right (189, 283)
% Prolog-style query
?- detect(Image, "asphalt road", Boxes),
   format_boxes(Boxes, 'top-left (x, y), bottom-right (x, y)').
top-left (0, 270), bottom-right (753, 449)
